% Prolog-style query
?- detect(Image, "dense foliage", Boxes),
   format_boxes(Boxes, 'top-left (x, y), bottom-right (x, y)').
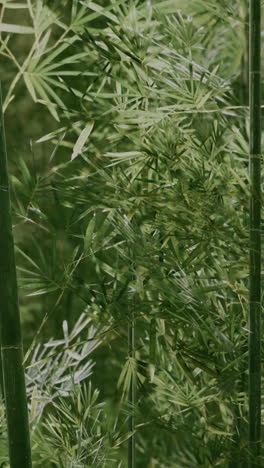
top-left (0, 0), bottom-right (263, 466)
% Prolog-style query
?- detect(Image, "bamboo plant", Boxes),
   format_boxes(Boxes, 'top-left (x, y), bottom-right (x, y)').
top-left (1, 0), bottom-right (263, 465)
top-left (248, 0), bottom-right (262, 466)
top-left (0, 83), bottom-right (32, 467)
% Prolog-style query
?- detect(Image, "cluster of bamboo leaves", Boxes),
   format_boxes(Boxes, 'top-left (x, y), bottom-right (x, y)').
top-left (0, 313), bottom-right (125, 466)
top-left (0, 0), bottom-right (263, 466)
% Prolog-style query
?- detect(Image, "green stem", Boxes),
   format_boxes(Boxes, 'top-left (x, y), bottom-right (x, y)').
top-left (128, 310), bottom-right (136, 468)
top-left (0, 83), bottom-right (32, 467)
top-left (241, 11), bottom-right (249, 106)
top-left (0, 353), bottom-right (4, 400)
top-left (248, 1), bottom-right (262, 467)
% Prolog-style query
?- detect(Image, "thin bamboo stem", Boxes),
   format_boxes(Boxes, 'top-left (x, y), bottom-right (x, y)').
top-left (128, 310), bottom-right (135, 468)
top-left (248, 1), bottom-right (262, 467)
top-left (0, 82), bottom-right (32, 467)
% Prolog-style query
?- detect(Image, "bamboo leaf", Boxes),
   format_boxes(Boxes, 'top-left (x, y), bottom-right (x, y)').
top-left (84, 215), bottom-right (96, 252)
top-left (0, 23), bottom-right (34, 33)
top-left (0, 2), bottom-right (28, 8)
top-left (71, 121), bottom-right (94, 160)
top-left (23, 73), bottom-right (37, 101)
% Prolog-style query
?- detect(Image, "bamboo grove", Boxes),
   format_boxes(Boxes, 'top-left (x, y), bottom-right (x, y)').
top-left (0, 0), bottom-right (263, 466)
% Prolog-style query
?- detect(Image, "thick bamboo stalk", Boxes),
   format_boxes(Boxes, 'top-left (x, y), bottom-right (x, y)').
top-left (0, 83), bottom-right (32, 467)
top-left (248, 1), bottom-right (262, 467)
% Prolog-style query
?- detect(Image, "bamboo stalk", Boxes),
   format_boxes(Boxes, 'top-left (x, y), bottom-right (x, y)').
top-left (128, 310), bottom-right (135, 468)
top-left (248, 1), bottom-right (262, 467)
top-left (0, 82), bottom-right (32, 467)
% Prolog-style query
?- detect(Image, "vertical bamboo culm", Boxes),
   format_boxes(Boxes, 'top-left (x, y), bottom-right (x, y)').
top-left (128, 310), bottom-right (135, 468)
top-left (248, 1), bottom-right (262, 467)
top-left (0, 82), bottom-right (32, 467)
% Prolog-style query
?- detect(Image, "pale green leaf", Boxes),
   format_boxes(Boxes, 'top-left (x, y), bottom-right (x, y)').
top-left (0, 23), bottom-right (34, 34)
top-left (0, 2), bottom-right (28, 8)
top-left (71, 121), bottom-right (94, 160)
top-left (84, 215), bottom-right (96, 252)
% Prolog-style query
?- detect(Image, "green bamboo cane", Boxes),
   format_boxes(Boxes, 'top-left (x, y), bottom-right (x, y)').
top-left (128, 309), bottom-right (136, 468)
top-left (0, 82), bottom-right (32, 467)
top-left (248, 1), bottom-right (262, 467)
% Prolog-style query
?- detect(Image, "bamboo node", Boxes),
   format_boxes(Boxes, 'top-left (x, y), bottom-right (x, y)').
top-left (250, 154), bottom-right (262, 159)
top-left (0, 185), bottom-right (8, 191)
